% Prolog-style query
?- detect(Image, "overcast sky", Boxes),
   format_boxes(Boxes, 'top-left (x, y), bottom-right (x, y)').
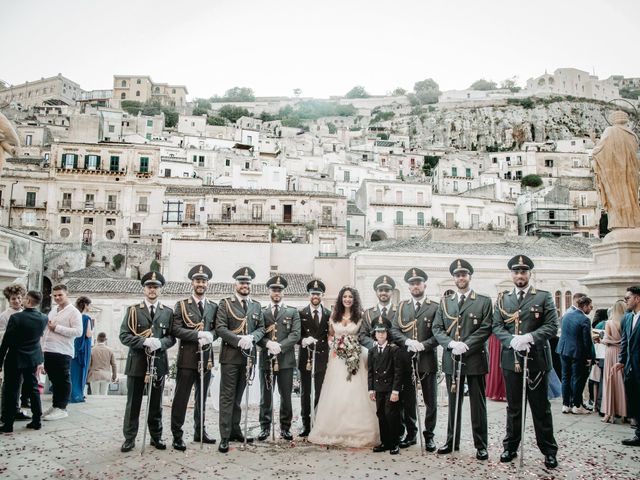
top-left (3, 0), bottom-right (638, 99)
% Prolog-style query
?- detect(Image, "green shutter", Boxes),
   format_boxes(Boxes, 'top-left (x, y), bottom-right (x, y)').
top-left (96, 155), bottom-right (101, 170)
top-left (73, 154), bottom-right (78, 169)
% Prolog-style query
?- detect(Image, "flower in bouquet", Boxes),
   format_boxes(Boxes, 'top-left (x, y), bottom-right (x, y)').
top-left (331, 334), bottom-right (361, 381)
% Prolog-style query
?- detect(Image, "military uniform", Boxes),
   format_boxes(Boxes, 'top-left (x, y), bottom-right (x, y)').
top-left (359, 275), bottom-right (398, 350)
top-left (170, 265), bottom-right (218, 448)
top-left (119, 272), bottom-right (175, 450)
top-left (368, 317), bottom-right (403, 454)
top-left (390, 268), bottom-right (439, 447)
top-left (215, 267), bottom-right (266, 449)
top-left (432, 259), bottom-right (492, 456)
top-left (298, 280), bottom-right (331, 435)
top-left (257, 276), bottom-right (301, 439)
top-left (492, 255), bottom-right (559, 465)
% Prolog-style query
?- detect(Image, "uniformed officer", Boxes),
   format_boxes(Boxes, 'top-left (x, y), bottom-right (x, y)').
top-left (170, 264), bottom-right (218, 451)
top-left (390, 268), bottom-right (438, 451)
top-left (368, 316), bottom-right (402, 455)
top-left (257, 275), bottom-right (301, 441)
top-left (432, 259), bottom-right (492, 460)
top-left (298, 279), bottom-right (331, 437)
top-left (119, 271), bottom-right (176, 453)
top-left (359, 275), bottom-right (398, 350)
top-left (492, 255), bottom-right (559, 469)
top-left (215, 267), bottom-right (266, 453)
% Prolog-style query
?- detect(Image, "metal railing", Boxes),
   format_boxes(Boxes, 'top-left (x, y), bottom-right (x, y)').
top-left (57, 201), bottom-right (121, 212)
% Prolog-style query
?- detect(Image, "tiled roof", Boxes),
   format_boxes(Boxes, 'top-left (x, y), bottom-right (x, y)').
top-left (66, 272), bottom-right (316, 296)
top-left (67, 266), bottom-right (121, 279)
top-left (370, 235), bottom-right (597, 257)
top-left (347, 203), bottom-right (365, 216)
top-left (165, 185), bottom-right (343, 199)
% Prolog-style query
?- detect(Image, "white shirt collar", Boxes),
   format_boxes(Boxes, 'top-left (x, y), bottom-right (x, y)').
top-left (377, 341), bottom-right (388, 350)
top-left (192, 295), bottom-right (206, 305)
top-left (309, 303), bottom-right (321, 313)
top-left (144, 300), bottom-right (159, 310)
top-left (456, 289), bottom-right (472, 301)
top-left (378, 303), bottom-right (390, 312)
top-left (412, 296), bottom-right (425, 308)
top-left (235, 293), bottom-right (250, 304)
top-left (514, 285), bottom-right (532, 296)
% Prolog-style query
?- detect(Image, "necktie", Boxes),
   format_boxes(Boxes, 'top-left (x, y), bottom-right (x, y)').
top-left (241, 299), bottom-right (247, 313)
top-left (313, 309), bottom-right (319, 326)
top-left (518, 290), bottom-right (525, 305)
top-left (381, 307), bottom-right (388, 318)
top-left (458, 294), bottom-right (466, 310)
top-left (379, 346), bottom-right (383, 354)
top-left (198, 301), bottom-right (204, 316)
top-left (149, 305), bottom-right (155, 319)
top-left (415, 301), bottom-right (421, 313)
top-left (273, 304), bottom-right (279, 318)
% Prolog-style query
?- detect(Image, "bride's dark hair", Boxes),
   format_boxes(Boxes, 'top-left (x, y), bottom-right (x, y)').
top-left (332, 286), bottom-right (362, 323)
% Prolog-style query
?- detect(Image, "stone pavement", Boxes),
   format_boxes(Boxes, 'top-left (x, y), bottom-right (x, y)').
top-left (0, 392), bottom-right (638, 480)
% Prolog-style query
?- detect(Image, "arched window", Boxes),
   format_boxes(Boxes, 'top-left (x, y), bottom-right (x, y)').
top-left (564, 291), bottom-right (572, 311)
top-left (120, 92), bottom-right (126, 99)
top-left (555, 290), bottom-right (562, 315)
top-left (135, 90), bottom-right (140, 97)
top-left (82, 229), bottom-right (93, 246)
top-left (121, 80), bottom-right (127, 87)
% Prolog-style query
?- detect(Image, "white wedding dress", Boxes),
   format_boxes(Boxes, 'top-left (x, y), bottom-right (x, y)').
top-left (308, 321), bottom-right (380, 447)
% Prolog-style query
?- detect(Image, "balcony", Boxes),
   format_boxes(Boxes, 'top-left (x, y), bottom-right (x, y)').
top-left (12, 218), bottom-right (47, 229)
top-left (206, 214), bottom-right (342, 227)
top-left (136, 204), bottom-right (149, 212)
top-left (370, 200), bottom-right (431, 208)
top-left (135, 170), bottom-right (154, 179)
top-left (11, 200), bottom-right (47, 210)
top-left (55, 165), bottom-right (126, 177)
top-left (57, 201), bottom-right (121, 214)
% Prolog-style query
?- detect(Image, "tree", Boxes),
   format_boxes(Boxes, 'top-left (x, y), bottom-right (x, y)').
top-left (345, 86), bottom-right (369, 98)
top-left (206, 115), bottom-right (227, 126)
top-left (194, 98), bottom-right (212, 110)
top-left (326, 122), bottom-right (337, 134)
top-left (120, 100), bottom-right (143, 115)
top-left (192, 107), bottom-right (208, 116)
top-left (218, 105), bottom-right (251, 123)
top-left (392, 87), bottom-right (407, 96)
top-left (163, 109), bottom-right (178, 128)
top-left (521, 174), bottom-right (543, 188)
top-left (293, 88), bottom-right (302, 97)
top-left (412, 78), bottom-right (440, 104)
top-left (469, 79), bottom-right (497, 90)
top-left (500, 77), bottom-right (521, 92)
top-left (222, 87), bottom-right (255, 102)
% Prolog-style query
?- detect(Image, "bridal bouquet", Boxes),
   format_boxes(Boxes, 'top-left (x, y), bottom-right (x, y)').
top-left (331, 334), bottom-right (361, 381)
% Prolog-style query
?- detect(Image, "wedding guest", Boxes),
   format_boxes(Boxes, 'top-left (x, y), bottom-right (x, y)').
top-left (69, 297), bottom-right (93, 403)
top-left (602, 300), bottom-right (627, 423)
top-left (87, 332), bottom-right (117, 395)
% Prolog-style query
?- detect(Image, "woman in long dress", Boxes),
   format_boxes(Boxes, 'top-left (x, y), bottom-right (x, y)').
top-left (601, 300), bottom-right (627, 423)
top-left (308, 286), bottom-right (379, 447)
top-left (69, 296), bottom-right (93, 403)
top-left (485, 334), bottom-right (506, 401)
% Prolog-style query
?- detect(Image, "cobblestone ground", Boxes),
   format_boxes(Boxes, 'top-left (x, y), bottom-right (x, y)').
top-left (0, 391), bottom-right (638, 480)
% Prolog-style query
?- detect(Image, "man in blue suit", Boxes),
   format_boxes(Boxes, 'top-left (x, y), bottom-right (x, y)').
top-left (556, 296), bottom-right (594, 414)
top-left (617, 286), bottom-right (640, 446)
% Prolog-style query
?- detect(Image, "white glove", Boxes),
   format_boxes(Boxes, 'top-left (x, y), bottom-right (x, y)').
top-left (198, 337), bottom-right (208, 347)
top-left (301, 337), bottom-right (318, 348)
top-left (510, 336), bottom-right (530, 352)
top-left (143, 337), bottom-right (161, 352)
top-left (521, 333), bottom-right (534, 345)
top-left (238, 335), bottom-right (254, 350)
top-left (414, 342), bottom-right (425, 352)
top-left (266, 340), bottom-right (282, 355)
top-left (405, 339), bottom-right (420, 352)
top-left (198, 331), bottom-right (214, 344)
top-left (448, 341), bottom-right (469, 355)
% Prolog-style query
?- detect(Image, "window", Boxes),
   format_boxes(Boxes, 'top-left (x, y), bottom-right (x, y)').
top-left (106, 218), bottom-right (116, 225)
top-left (225, 159), bottom-right (230, 167)
top-left (85, 194), bottom-right (95, 209)
top-left (107, 194), bottom-right (117, 209)
top-left (84, 217), bottom-right (94, 225)
top-left (554, 290), bottom-right (562, 315)
top-left (417, 191), bottom-right (424, 204)
top-left (162, 201), bottom-right (183, 224)
top-left (137, 197), bottom-right (148, 212)
top-left (564, 291), bottom-right (572, 311)
top-left (198, 156), bottom-right (205, 167)
top-left (451, 167), bottom-right (458, 177)
top-left (466, 168), bottom-right (471, 177)
top-left (338, 188), bottom-right (344, 195)
top-left (549, 210), bottom-right (555, 220)
top-left (580, 194), bottom-right (587, 207)
top-left (60, 228), bottom-right (70, 238)
top-left (131, 222), bottom-right (141, 236)
top-left (396, 191), bottom-right (403, 203)
top-left (26, 192), bottom-right (36, 207)
top-left (471, 214), bottom-right (480, 229)
top-left (120, 92), bottom-right (126, 99)
top-left (467, 182), bottom-right (472, 190)
top-left (105, 230), bottom-right (115, 240)
top-left (172, 88), bottom-right (176, 94)
top-left (135, 91), bottom-right (140, 97)
top-left (573, 158), bottom-right (581, 168)
top-left (580, 214), bottom-right (588, 226)
top-left (136, 79), bottom-right (141, 84)
top-left (395, 211), bottom-right (403, 225)
top-left (545, 159), bottom-right (554, 167)
top-left (375, 189), bottom-right (383, 202)
top-left (453, 181), bottom-right (459, 192)
top-left (376, 211), bottom-right (382, 222)
top-left (145, 133), bottom-right (152, 140)
top-left (321, 206), bottom-right (333, 225)
top-left (62, 192), bottom-right (72, 208)
top-left (25, 134), bottom-right (32, 146)
top-left (417, 212), bottom-right (424, 226)
top-left (110, 156), bottom-right (120, 171)
top-left (252, 204), bottom-right (262, 220)
top-left (244, 161), bottom-right (250, 169)
top-left (60, 216), bottom-right (71, 224)
top-left (164, 168), bottom-right (171, 177)
top-left (346, 220), bottom-right (351, 234)
top-left (492, 157), bottom-right (498, 164)
top-left (139, 157), bottom-right (149, 173)
top-left (121, 80), bottom-right (127, 87)
top-left (63, 153), bottom-right (76, 169)
top-left (108, 125), bottom-right (115, 133)
top-left (344, 170), bottom-right (350, 182)
top-left (147, 120), bottom-right (153, 127)
top-left (86, 154), bottom-right (99, 170)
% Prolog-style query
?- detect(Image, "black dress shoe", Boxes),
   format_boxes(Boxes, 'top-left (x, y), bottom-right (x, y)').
top-left (399, 437), bottom-right (416, 448)
top-left (15, 411), bottom-right (31, 421)
top-left (258, 429), bottom-right (270, 441)
top-left (229, 434), bottom-right (253, 443)
top-left (218, 438), bottom-right (229, 453)
top-left (373, 444), bottom-right (388, 452)
top-left (121, 439), bottom-right (135, 452)
top-left (150, 438), bottom-right (167, 450)
top-left (437, 444), bottom-right (453, 455)
top-left (621, 436), bottom-right (640, 446)
top-left (476, 448), bottom-right (489, 460)
top-left (281, 430), bottom-right (293, 441)
top-left (0, 424), bottom-right (13, 433)
top-left (544, 454), bottom-right (558, 469)
top-left (425, 438), bottom-right (436, 452)
top-left (390, 446), bottom-right (400, 455)
top-left (500, 450), bottom-right (517, 463)
top-left (193, 432), bottom-right (217, 444)
top-left (26, 421), bottom-right (41, 430)
top-left (173, 438), bottom-right (187, 451)
top-left (299, 429), bottom-right (310, 438)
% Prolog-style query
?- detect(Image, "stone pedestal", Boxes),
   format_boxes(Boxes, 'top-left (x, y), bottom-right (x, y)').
top-left (0, 236), bottom-right (26, 289)
top-left (581, 228), bottom-right (640, 307)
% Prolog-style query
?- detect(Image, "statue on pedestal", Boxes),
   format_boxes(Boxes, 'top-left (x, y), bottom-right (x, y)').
top-left (592, 110), bottom-right (640, 229)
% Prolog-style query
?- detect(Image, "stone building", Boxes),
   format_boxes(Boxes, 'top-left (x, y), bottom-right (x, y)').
top-left (525, 68), bottom-right (619, 101)
top-left (111, 75), bottom-right (188, 111)
top-left (0, 74), bottom-right (82, 108)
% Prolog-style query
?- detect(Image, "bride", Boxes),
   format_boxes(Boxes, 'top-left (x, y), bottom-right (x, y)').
top-left (308, 286), bottom-right (379, 447)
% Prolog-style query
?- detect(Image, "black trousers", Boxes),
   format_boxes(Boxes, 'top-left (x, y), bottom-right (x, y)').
top-left (1, 365), bottom-right (42, 427)
top-left (123, 375), bottom-right (165, 441)
top-left (624, 376), bottom-right (640, 437)
top-left (219, 363), bottom-right (249, 440)
top-left (0, 370), bottom-right (32, 423)
top-left (376, 391), bottom-right (401, 448)
top-left (503, 369), bottom-right (558, 455)
top-left (444, 373), bottom-right (487, 449)
top-left (300, 366), bottom-right (326, 431)
top-left (170, 367), bottom-right (211, 439)
top-left (44, 352), bottom-right (71, 409)
top-left (259, 367), bottom-right (294, 430)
